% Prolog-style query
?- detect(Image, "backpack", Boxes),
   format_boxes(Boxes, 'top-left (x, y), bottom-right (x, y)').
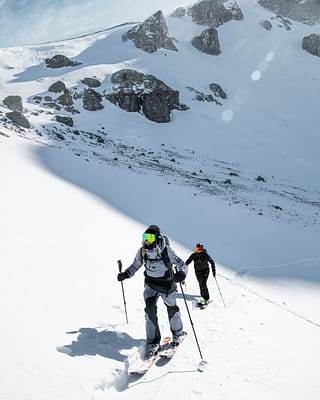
top-left (141, 235), bottom-right (175, 293)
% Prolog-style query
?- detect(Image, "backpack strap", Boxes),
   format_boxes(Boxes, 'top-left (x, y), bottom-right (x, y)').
top-left (140, 244), bottom-right (173, 276)
top-left (160, 246), bottom-right (174, 279)
top-left (141, 247), bottom-right (147, 265)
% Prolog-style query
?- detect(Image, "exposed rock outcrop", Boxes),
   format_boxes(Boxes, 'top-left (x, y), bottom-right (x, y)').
top-left (258, 0), bottom-right (320, 25)
top-left (106, 69), bottom-right (185, 123)
top-left (6, 111), bottom-right (31, 128)
top-left (122, 10), bottom-right (177, 53)
top-left (82, 77), bottom-right (101, 88)
top-left (171, 7), bottom-right (186, 18)
top-left (260, 20), bottom-right (272, 30)
top-left (191, 27), bottom-right (221, 55)
top-left (187, 83), bottom-right (227, 105)
top-left (48, 81), bottom-right (67, 93)
top-left (83, 89), bottom-right (104, 111)
top-left (270, 15), bottom-right (292, 30)
top-left (3, 95), bottom-right (23, 112)
top-left (302, 34), bottom-right (320, 57)
top-left (187, 0), bottom-right (243, 27)
top-left (45, 54), bottom-right (81, 68)
top-left (56, 115), bottom-right (74, 127)
top-left (57, 91), bottom-right (73, 107)
top-left (209, 83), bottom-right (227, 99)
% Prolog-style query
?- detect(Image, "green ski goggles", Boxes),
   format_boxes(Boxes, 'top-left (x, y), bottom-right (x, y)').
top-left (143, 233), bottom-right (157, 243)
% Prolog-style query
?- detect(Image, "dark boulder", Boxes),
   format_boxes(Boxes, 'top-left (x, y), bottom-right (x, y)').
top-left (260, 20), bottom-right (273, 30)
top-left (192, 27), bottom-right (221, 55)
top-left (209, 83), bottom-right (227, 99)
top-left (187, 0), bottom-right (243, 27)
top-left (83, 89), bottom-right (104, 111)
top-left (122, 10), bottom-right (177, 53)
top-left (56, 115), bottom-right (74, 127)
top-left (3, 95), bottom-right (23, 112)
top-left (302, 33), bottom-right (320, 57)
top-left (107, 92), bottom-right (141, 112)
top-left (6, 111), bottom-right (31, 128)
top-left (45, 54), bottom-right (81, 68)
top-left (106, 69), bottom-right (183, 123)
top-left (82, 77), bottom-right (101, 88)
top-left (57, 91), bottom-right (73, 107)
top-left (171, 7), bottom-right (186, 18)
top-left (48, 81), bottom-right (67, 93)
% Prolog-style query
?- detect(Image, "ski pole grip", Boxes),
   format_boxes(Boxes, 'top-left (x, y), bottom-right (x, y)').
top-left (117, 260), bottom-right (122, 272)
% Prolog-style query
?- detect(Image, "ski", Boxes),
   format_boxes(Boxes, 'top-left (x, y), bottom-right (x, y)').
top-left (128, 336), bottom-right (171, 375)
top-left (192, 297), bottom-right (211, 310)
top-left (159, 331), bottom-right (187, 359)
top-left (128, 354), bottom-right (157, 375)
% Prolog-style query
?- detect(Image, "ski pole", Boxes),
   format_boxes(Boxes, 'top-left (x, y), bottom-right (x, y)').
top-left (117, 260), bottom-right (129, 324)
top-left (214, 276), bottom-right (226, 308)
top-left (179, 281), bottom-right (205, 363)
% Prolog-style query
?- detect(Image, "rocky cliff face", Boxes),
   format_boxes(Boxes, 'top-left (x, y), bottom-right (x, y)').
top-left (122, 10), bottom-right (177, 53)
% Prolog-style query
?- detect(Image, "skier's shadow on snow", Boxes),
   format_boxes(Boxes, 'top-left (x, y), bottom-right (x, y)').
top-left (176, 292), bottom-right (198, 302)
top-left (57, 327), bottom-right (142, 362)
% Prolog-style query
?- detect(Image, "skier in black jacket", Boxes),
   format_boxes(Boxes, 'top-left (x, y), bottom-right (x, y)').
top-left (185, 243), bottom-right (216, 305)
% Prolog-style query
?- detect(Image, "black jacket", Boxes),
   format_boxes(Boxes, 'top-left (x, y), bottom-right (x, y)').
top-left (186, 249), bottom-right (216, 275)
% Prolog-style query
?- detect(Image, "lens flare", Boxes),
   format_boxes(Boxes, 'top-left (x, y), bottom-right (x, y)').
top-left (222, 109), bottom-right (234, 122)
top-left (251, 70), bottom-right (261, 81)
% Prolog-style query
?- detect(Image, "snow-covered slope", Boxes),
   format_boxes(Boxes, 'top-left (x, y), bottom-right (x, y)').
top-left (1, 1), bottom-right (319, 261)
top-left (1, 132), bottom-right (319, 400)
top-left (1, 1), bottom-right (320, 399)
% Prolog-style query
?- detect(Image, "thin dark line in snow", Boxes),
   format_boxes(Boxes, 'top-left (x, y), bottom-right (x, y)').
top-left (219, 273), bottom-right (320, 329)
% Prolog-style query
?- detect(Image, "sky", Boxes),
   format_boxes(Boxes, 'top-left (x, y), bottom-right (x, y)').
top-left (1, 0), bottom-right (320, 399)
top-left (0, 0), bottom-right (189, 48)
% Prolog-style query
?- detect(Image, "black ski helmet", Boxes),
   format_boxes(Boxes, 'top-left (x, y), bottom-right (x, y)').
top-left (145, 225), bottom-right (161, 236)
top-left (143, 225), bottom-right (161, 250)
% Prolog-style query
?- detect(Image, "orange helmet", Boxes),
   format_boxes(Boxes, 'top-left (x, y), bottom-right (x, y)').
top-left (195, 243), bottom-right (204, 253)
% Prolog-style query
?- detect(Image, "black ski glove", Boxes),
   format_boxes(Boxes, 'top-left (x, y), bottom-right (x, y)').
top-left (117, 270), bottom-right (130, 281)
top-left (173, 271), bottom-right (186, 283)
top-left (212, 267), bottom-right (216, 277)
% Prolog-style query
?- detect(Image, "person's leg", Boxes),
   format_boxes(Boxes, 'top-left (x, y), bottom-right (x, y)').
top-left (144, 285), bottom-right (161, 345)
top-left (161, 291), bottom-right (183, 341)
top-left (196, 270), bottom-right (210, 301)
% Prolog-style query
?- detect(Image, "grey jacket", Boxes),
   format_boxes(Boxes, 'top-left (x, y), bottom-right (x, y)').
top-left (126, 238), bottom-right (187, 281)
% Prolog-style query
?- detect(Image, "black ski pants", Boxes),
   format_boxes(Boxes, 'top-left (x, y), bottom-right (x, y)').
top-left (195, 268), bottom-right (210, 301)
top-left (143, 284), bottom-right (183, 345)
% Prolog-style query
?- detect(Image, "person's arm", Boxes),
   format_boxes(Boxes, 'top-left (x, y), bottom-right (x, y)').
top-left (167, 246), bottom-right (188, 281)
top-left (117, 248), bottom-right (143, 281)
top-left (185, 253), bottom-right (194, 265)
top-left (207, 254), bottom-right (216, 276)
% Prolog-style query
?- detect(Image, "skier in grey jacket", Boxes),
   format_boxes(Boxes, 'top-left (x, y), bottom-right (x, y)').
top-left (117, 225), bottom-right (187, 358)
